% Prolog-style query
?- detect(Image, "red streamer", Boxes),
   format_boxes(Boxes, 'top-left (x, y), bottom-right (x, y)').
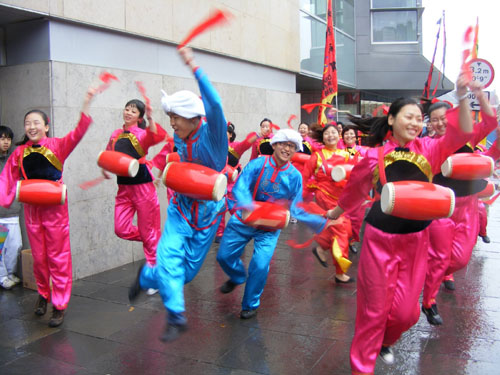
top-left (270, 123), bottom-right (281, 131)
top-left (301, 103), bottom-right (333, 114)
top-left (297, 201), bottom-right (326, 216)
top-left (286, 238), bottom-right (314, 249)
top-left (79, 176), bottom-right (105, 190)
top-left (96, 71), bottom-right (118, 93)
top-left (135, 81), bottom-right (151, 107)
top-left (483, 192), bottom-right (500, 205)
top-left (178, 9), bottom-right (233, 49)
top-left (371, 105), bottom-right (389, 117)
top-left (287, 115), bottom-right (297, 129)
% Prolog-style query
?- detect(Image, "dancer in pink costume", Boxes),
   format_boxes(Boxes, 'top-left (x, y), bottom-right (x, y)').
top-left (249, 118), bottom-right (274, 160)
top-left (421, 82), bottom-right (498, 326)
top-left (326, 83), bottom-right (473, 374)
top-left (477, 199), bottom-right (490, 243)
top-left (0, 86), bottom-right (98, 327)
top-left (104, 99), bottom-right (166, 266)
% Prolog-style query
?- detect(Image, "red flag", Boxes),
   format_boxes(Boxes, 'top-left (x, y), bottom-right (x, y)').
top-left (178, 9), bottom-right (233, 49)
top-left (318, 1), bottom-right (337, 125)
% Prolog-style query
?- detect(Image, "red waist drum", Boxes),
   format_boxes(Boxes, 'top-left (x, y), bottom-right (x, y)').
top-left (98, 151), bottom-right (139, 177)
top-left (381, 181), bottom-right (455, 220)
top-left (477, 181), bottom-right (495, 198)
top-left (241, 201), bottom-right (290, 230)
top-left (165, 152), bottom-right (180, 163)
top-left (224, 165), bottom-right (238, 182)
top-left (291, 153), bottom-right (311, 165)
top-left (16, 179), bottom-right (67, 205)
top-left (162, 161), bottom-right (227, 201)
top-left (331, 164), bottom-right (354, 182)
top-left (441, 153), bottom-right (494, 180)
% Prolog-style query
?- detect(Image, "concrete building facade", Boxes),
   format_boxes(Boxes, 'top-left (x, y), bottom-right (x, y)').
top-left (0, 0), bottom-right (450, 278)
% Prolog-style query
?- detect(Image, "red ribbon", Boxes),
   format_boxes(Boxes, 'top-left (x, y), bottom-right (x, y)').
top-left (301, 103), bottom-right (333, 114)
top-left (96, 71), bottom-right (118, 93)
top-left (178, 9), bottom-right (233, 49)
top-left (79, 176), bottom-right (105, 190)
top-left (287, 114), bottom-right (297, 129)
top-left (135, 81), bottom-right (151, 107)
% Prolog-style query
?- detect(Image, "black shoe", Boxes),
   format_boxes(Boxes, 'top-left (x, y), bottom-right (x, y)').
top-left (312, 248), bottom-right (328, 268)
top-left (34, 295), bottom-right (48, 316)
top-left (349, 243), bottom-right (358, 254)
top-left (422, 304), bottom-right (443, 325)
top-left (240, 309), bottom-right (258, 319)
top-left (335, 276), bottom-right (355, 284)
top-left (214, 236), bottom-right (222, 244)
top-left (443, 279), bottom-right (455, 291)
top-left (129, 263), bottom-right (145, 302)
top-left (379, 346), bottom-right (394, 365)
top-left (481, 235), bottom-right (491, 243)
top-left (48, 308), bottom-right (65, 327)
top-left (160, 323), bottom-right (188, 342)
top-left (220, 280), bottom-right (237, 294)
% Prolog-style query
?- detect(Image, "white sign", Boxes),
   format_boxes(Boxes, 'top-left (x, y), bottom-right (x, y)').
top-left (468, 91), bottom-right (490, 111)
top-left (469, 58), bottom-right (495, 88)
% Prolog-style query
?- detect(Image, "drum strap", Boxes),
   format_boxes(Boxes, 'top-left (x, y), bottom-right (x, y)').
top-left (377, 146), bottom-right (387, 185)
top-left (18, 151), bottom-right (29, 180)
top-left (252, 157), bottom-right (269, 200)
top-left (173, 195), bottom-right (225, 231)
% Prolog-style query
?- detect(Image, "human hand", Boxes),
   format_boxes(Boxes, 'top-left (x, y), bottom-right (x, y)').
top-left (101, 168), bottom-right (112, 180)
top-left (178, 46), bottom-right (195, 68)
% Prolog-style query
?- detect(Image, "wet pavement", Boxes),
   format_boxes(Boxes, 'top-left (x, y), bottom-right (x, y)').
top-left (1, 203), bottom-right (500, 375)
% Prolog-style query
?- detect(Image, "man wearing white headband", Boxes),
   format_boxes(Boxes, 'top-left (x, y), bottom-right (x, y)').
top-left (129, 46), bottom-right (228, 342)
top-left (216, 128), bottom-right (327, 320)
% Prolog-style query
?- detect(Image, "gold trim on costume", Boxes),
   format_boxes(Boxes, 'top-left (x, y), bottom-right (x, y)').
top-left (116, 133), bottom-right (145, 157)
top-left (314, 148), bottom-right (350, 174)
top-left (372, 150), bottom-right (432, 186)
top-left (229, 146), bottom-right (240, 159)
top-left (23, 146), bottom-right (63, 171)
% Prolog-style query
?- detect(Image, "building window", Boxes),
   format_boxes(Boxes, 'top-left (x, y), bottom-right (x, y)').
top-left (299, 1), bottom-right (356, 87)
top-left (371, 0), bottom-right (419, 43)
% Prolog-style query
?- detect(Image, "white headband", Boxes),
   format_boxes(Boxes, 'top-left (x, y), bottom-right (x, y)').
top-left (161, 90), bottom-right (205, 119)
top-left (270, 129), bottom-right (303, 152)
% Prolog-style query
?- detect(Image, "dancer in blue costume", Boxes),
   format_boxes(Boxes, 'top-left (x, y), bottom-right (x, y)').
top-left (129, 46), bottom-right (228, 342)
top-left (217, 129), bottom-right (327, 319)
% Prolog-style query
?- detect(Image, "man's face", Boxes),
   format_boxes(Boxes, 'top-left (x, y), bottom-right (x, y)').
top-left (272, 141), bottom-right (296, 165)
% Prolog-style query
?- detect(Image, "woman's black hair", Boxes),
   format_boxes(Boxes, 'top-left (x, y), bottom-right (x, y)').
top-left (260, 118), bottom-right (272, 127)
top-left (341, 125), bottom-right (358, 140)
top-left (298, 122), bottom-right (309, 130)
top-left (0, 125), bottom-right (14, 140)
top-left (227, 122), bottom-right (236, 142)
top-left (125, 99), bottom-right (147, 129)
top-left (348, 97), bottom-right (422, 147)
top-left (309, 123), bottom-right (339, 144)
top-left (427, 102), bottom-right (451, 118)
top-left (17, 109), bottom-right (50, 145)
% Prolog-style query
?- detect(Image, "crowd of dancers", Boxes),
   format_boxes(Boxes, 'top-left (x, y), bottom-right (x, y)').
top-left (0, 44), bottom-right (498, 375)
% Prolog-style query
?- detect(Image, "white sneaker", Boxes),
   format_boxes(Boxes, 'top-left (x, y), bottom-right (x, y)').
top-left (8, 275), bottom-right (21, 285)
top-left (146, 288), bottom-right (158, 296)
top-left (379, 346), bottom-right (394, 365)
top-left (0, 276), bottom-right (16, 290)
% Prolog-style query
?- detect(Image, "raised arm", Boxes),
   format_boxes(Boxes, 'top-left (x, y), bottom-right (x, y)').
top-left (179, 46), bottom-right (228, 171)
top-left (456, 73), bottom-right (473, 134)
